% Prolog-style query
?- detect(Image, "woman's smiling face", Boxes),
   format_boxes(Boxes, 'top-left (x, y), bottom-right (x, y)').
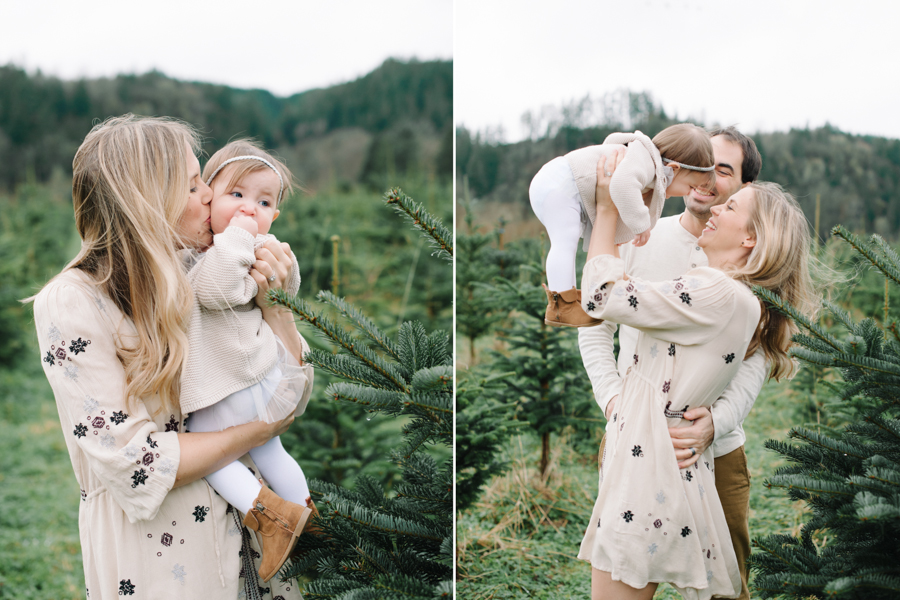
top-left (698, 186), bottom-right (756, 254)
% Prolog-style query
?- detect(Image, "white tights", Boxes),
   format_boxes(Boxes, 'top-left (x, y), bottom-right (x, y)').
top-left (202, 436), bottom-right (311, 514)
top-left (530, 157), bottom-right (584, 291)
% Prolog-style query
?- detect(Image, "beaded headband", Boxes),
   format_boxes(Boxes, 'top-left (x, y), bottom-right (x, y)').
top-left (205, 155), bottom-right (284, 204)
top-left (662, 157), bottom-right (715, 173)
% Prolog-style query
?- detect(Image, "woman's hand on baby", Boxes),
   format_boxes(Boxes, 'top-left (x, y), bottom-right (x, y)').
top-left (251, 239), bottom-right (294, 308)
top-left (595, 149), bottom-right (626, 213)
top-left (230, 210), bottom-right (258, 236)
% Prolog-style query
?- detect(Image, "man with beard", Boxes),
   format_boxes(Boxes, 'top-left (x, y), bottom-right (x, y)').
top-left (579, 126), bottom-right (764, 600)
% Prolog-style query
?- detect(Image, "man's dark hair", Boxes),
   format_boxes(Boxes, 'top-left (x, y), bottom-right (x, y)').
top-left (709, 126), bottom-right (762, 183)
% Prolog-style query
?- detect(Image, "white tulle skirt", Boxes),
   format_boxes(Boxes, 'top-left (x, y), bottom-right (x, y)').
top-left (188, 336), bottom-right (314, 433)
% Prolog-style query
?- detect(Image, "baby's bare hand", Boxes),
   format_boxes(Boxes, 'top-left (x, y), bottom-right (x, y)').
top-left (633, 230), bottom-right (650, 246)
top-left (230, 212), bottom-right (258, 236)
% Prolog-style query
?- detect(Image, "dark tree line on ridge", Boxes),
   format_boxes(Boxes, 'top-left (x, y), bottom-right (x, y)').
top-left (457, 92), bottom-right (900, 240)
top-left (0, 58), bottom-right (452, 192)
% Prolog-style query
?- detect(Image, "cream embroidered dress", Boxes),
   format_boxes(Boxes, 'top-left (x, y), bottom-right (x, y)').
top-left (576, 255), bottom-right (760, 600)
top-left (35, 269), bottom-right (304, 600)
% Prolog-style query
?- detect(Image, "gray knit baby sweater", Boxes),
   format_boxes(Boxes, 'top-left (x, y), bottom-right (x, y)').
top-left (565, 130), bottom-right (670, 245)
top-left (180, 226), bottom-right (302, 415)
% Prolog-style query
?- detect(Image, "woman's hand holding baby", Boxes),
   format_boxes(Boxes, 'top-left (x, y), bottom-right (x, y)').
top-left (252, 239), bottom-right (306, 364)
top-left (596, 148), bottom-right (652, 247)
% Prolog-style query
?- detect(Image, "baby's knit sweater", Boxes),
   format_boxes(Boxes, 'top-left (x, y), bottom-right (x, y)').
top-left (180, 226), bottom-right (301, 415)
top-left (565, 130), bottom-right (670, 245)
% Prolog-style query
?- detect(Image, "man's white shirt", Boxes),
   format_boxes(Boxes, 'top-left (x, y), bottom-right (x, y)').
top-left (578, 213), bottom-right (768, 457)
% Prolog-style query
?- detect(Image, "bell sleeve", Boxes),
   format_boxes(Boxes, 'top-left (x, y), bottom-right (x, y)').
top-left (35, 279), bottom-right (181, 523)
top-left (581, 255), bottom-right (736, 346)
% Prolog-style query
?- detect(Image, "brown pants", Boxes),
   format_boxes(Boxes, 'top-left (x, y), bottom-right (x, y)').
top-left (596, 439), bottom-right (751, 600)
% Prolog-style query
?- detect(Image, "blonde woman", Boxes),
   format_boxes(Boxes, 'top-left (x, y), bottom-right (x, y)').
top-left (577, 153), bottom-right (816, 600)
top-left (33, 115), bottom-right (307, 599)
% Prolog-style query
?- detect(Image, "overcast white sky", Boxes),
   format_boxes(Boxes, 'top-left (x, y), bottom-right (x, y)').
top-left (0, 0), bottom-right (452, 96)
top-left (3, 1), bottom-right (899, 142)
top-left (456, 0), bottom-right (900, 141)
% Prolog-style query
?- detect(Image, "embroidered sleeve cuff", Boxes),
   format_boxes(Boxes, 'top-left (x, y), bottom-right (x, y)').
top-left (582, 255), bottom-right (625, 317)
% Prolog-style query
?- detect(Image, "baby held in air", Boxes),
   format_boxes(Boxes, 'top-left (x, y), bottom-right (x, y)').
top-left (529, 124), bottom-right (716, 328)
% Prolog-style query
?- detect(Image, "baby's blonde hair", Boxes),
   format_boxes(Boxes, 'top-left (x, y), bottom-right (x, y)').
top-left (65, 114), bottom-right (199, 414)
top-left (202, 139), bottom-right (294, 206)
top-left (653, 123), bottom-right (716, 191)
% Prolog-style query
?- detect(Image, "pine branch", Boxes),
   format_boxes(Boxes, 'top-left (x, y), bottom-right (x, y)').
top-left (268, 288), bottom-right (410, 392)
top-left (753, 285), bottom-right (842, 350)
top-left (385, 188), bottom-right (452, 261)
top-left (833, 225), bottom-right (900, 288)
top-left (317, 290), bottom-right (401, 362)
top-left (308, 350), bottom-right (401, 390)
top-left (791, 347), bottom-right (900, 379)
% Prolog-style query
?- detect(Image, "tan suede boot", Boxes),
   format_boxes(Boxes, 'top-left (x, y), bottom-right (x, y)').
top-left (242, 486), bottom-right (315, 582)
top-left (543, 284), bottom-right (603, 328)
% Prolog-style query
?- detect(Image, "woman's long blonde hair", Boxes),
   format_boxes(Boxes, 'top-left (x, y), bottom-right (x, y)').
top-left (64, 114), bottom-right (199, 414)
top-left (729, 182), bottom-right (819, 381)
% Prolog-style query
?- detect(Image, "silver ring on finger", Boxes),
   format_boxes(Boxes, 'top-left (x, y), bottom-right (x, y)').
top-left (604, 171), bottom-right (612, 177)
top-left (689, 447), bottom-right (696, 457)
top-left (268, 274), bottom-right (276, 282)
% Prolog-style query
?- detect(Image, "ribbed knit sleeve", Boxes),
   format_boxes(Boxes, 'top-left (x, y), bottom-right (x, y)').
top-left (191, 226), bottom-right (258, 310)
top-left (34, 275), bottom-right (180, 523)
top-left (608, 142), bottom-right (657, 236)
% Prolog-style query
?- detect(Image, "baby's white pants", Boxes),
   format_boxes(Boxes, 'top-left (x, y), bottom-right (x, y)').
top-left (529, 156), bottom-right (584, 291)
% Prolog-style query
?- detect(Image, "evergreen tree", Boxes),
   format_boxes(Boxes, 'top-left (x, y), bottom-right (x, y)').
top-left (749, 226), bottom-right (900, 599)
top-left (269, 188), bottom-right (452, 600)
top-left (454, 370), bottom-right (523, 512)
top-left (456, 193), bottom-right (504, 363)
top-left (481, 241), bottom-right (597, 477)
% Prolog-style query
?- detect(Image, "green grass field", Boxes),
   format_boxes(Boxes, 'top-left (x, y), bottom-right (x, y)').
top-left (456, 378), bottom-right (809, 599)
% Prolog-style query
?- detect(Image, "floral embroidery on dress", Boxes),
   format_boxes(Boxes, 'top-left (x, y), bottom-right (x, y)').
top-left (68, 337), bottom-right (91, 355)
top-left (723, 353), bottom-right (735, 364)
top-left (662, 380), bottom-right (671, 394)
top-left (648, 543), bottom-right (658, 555)
top-left (74, 423), bottom-right (88, 438)
top-left (92, 416), bottom-right (105, 429)
top-left (649, 343), bottom-right (658, 358)
top-left (655, 491), bottom-right (666, 504)
top-left (99, 433), bottom-right (116, 449)
top-left (157, 458), bottom-right (177, 477)
top-left (653, 519), bottom-right (662, 528)
top-left (622, 510), bottom-right (634, 523)
top-left (679, 292), bottom-right (692, 306)
top-left (146, 435), bottom-right (158, 449)
top-left (668, 343), bottom-right (676, 356)
top-left (586, 301), bottom-right (596, 311)
top-left (632, 445), bottom-right (644, 457)
top-left (193, 506), bottom-right (210, 522)
top-left (110, 411), bottom-right (128, 425)
top-left (680, 526), bottom-right (692, 537)
top-left (83, 396), bottom-right (99, 413)
top-left (142, 452), bottom-right (154, 466)
top-left (123, 445), bottom-right (140, 461)
top-left (172, 563), bottom-right (186, 585)
top-left (633, 354), bottom-right (639, 365)
top-left (628, 295), bottom-right (639, 310)
top-left (131, 468), bottom-right (149, 488)
top-left (43, 351), bottom-right (55, 367)
top-left (161, 532), bottom-right (173, 546)
top-left (64, 364), bottom-right (79, 381)
top-left (48, 323), bottom-right (62, 344)
top-left (118, 579), bottom-right (135, 595)
top-left (165, 415), bottom-right (180, 432)
top-left (683, 470), bottom-right (693, 482)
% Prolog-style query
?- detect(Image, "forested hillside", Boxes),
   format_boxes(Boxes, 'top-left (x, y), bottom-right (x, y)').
top-left (457, 92), bottom-right (900, 239)
top-left (0, 58), bottom-right (452, 191)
